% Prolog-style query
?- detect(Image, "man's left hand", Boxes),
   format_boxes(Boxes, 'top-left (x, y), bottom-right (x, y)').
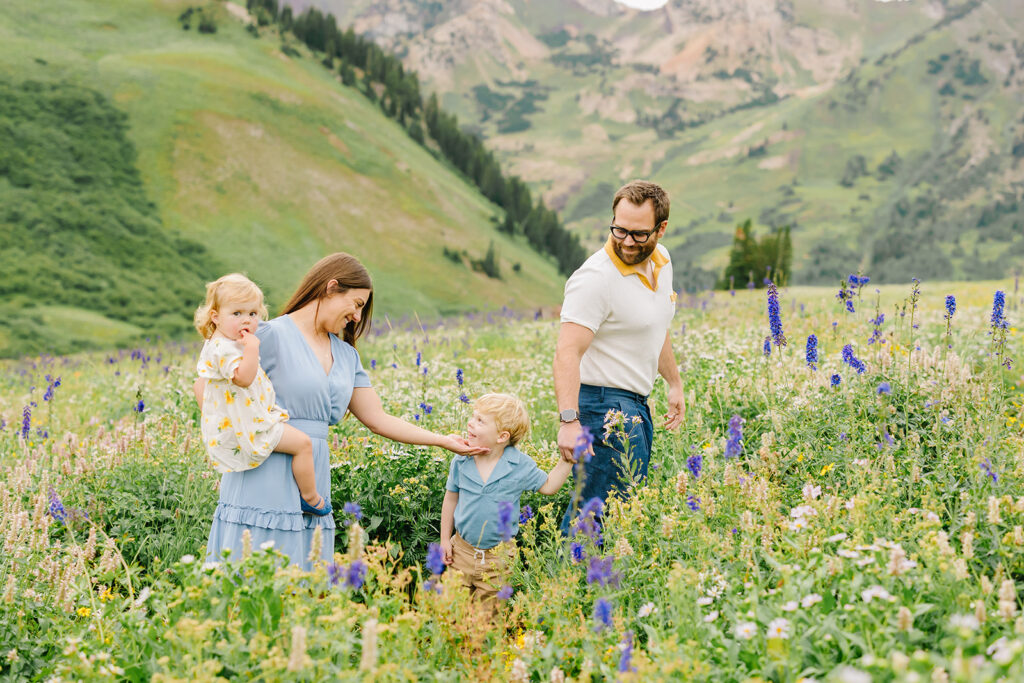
top-left (663, 385), bottom-right (685, 430)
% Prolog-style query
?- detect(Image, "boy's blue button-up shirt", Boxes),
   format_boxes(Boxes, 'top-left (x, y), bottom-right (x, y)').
top-left (446, 445), bottom-right (548, 549)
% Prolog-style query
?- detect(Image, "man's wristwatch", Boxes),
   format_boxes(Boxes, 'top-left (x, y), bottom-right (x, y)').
top-left (559, 408), bottom-right (579, 423)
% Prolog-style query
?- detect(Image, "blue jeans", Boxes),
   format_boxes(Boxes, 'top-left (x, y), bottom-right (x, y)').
top-left (560, 384), bottom-right (654, 535)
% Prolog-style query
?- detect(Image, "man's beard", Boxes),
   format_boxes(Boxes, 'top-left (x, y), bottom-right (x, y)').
top-left (613, 240), bottom-right (656, 266)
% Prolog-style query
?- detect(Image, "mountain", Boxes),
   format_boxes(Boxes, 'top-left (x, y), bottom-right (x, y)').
top-left (295, 0), bottom-right (1024, 287)
top-left (0, 0), bottom-right (567, 357)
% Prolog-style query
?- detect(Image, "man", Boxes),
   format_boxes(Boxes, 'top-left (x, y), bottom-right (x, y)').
top-left (554, 180), bottom-right (684, 533)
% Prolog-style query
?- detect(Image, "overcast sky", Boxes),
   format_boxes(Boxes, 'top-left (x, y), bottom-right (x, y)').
top-left (615, 0), bottom-right (669, 9)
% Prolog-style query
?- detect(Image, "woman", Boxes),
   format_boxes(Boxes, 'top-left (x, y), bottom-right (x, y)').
top-left (199, 253), bottom-right (484, 569)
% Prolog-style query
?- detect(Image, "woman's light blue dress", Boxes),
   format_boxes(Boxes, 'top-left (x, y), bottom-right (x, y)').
top-left (206, 315), bottom-right (370, 569)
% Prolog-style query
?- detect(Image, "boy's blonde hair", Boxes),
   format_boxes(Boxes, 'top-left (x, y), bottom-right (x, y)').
top-left (474, 393), bottom-right (530, 446)
top-left (194, 273), bottom-right (268, 339)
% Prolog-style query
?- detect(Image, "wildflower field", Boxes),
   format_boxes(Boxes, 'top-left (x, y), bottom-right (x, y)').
top-left (1, 278), bottom-right (1022, 682)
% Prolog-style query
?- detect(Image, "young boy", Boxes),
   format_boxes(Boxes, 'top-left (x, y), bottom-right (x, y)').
top-left (441, 393), bottom-right (573, 605)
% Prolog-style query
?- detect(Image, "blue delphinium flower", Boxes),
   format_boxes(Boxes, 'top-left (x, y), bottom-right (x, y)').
top-left (944, 295), bottom-right (956, 337)
top-left (766, 282), bottom-right (787, 348)
top-left (593, 598), bottom-right (613, 632)
top-left (686, 496), bottom-right (701, 511)
top-left (519, 505), bottom-right (534, 524)
top-left (426, 543), bottom-right (446, 575)
top-left (497, 501), bottom-right (515, 542)
top-left (415, 351), bottom-right (421, 367)
top-left (831, 374), bottom-right (841, 387)
top-left (574, 425), bottom-right (594, 461)
top-left (344, 560), bottom-right (367, 590)
top-left (327, 562), bottom-right (342, 585)
top-left (841, 344), bottom-right (866, 374)
top-left (459, 393), bottom-right (470, 403)
top-left (570, 541), bottom-right (586, 564)
top-left (42, 376), bottom-right (61, 402)
top-left (497, 585), bottom-right (513, 601)
top-left (618, 631), bottom-right (636, 674)
top-left (868, 313), bottom-right (885, 345)
top-left (991, 291), bottom-right (1007, 329)
top-left (134, 399), bottom-right (145, 414)
top-left (686, 453), bottom-right (702, 478)
top-left (369, 359), bottom-right (377, 370)
top-left (724, 415), bottom-right (744, 458)
top-left (762, 337), bottom-right (771, 357)
top-left (980, 458), bottom-right (998, 484)
top-left (456, 368), bottom-right (464, 386)
top-left (21, 405), bottom-right (31, 439)
top-left (805, 335), bottom-right (818, 370)
top-left (876, 382), bottom-right (891, 395)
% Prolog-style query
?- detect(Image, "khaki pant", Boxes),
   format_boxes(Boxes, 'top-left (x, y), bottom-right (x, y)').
top-left (450, 532), bottom-right (514, 607)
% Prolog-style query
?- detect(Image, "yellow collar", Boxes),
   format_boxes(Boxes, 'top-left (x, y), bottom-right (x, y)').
top-left (604, 237), bottom-right (667, 292)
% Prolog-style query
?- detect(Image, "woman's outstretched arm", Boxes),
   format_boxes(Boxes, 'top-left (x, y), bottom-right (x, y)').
top-left (348, 386), bottom-right (487, 456)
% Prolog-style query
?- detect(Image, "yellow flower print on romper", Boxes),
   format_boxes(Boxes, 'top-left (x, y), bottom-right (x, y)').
top-left (219, 417), bottom-right (232, 430)
top-left (225, 390), bottom-right (235, 404)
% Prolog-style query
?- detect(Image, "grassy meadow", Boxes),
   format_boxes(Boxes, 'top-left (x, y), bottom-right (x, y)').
top-left (1, 278), bottom-right (1022, 680)
top-left (0, 0), bottom-right (566, 358)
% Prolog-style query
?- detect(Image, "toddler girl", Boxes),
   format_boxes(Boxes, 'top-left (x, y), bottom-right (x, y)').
top-left (194, 273), bottom-right (330, 516)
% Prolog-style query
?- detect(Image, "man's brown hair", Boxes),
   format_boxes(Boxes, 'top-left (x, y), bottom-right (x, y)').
top-left (612, 180), bottom-right (670, 227)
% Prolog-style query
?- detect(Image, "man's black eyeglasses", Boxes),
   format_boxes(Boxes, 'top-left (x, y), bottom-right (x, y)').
top-left (609, 224), bottom-right (659, 244)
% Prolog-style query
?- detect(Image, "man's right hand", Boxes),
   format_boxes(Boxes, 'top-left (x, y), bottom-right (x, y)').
top-left (557, 420), bottom-right (590, 463)
top-left (440, 538), bottom-right (454, 566)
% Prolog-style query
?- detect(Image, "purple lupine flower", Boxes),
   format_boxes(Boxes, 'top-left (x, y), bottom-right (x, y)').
top-left (342, 502), bottom-right (362, 525)
top-left (618, 631), bottom-right (636, 673)
top-left (574, 425), bottom-right (594, 461)
top-left (344, 560), bottom-right (368, 590)
top-left (369, 359), bottom-right (376, 370)
top-left (686, 453), bottom-right (702, 478)
top-left (725, 414), bottom-right (744, 458)
top-left (841, 344), bottom-right (866, 374)
top-left (42, 376), bottom-right (61, 402)
top-left (593, 598), bottom-right (613, 632)
top-left (766, 282), bottom-right (787, 348)
top-left (980, 458), bottom-right (998, 484)
top-left (868, 313), bottom-right (885, 345)
top-left (497, 501), bottom-right (515, 542)
top-left (48, 487), bottom-right (68, 523)
top-left (762, 336), bottom-right (772, 357)
top-left (805, 335), bottom-right (818, 370)
top-left (455, 368), bottom-right (464, 387)
top-left (586, 555), bottom-right (620, 587)
top-left (687, 496), bottom-right (701, 511)
top-left (426, 543), bottom-right (446, 575)
top-left (574, 497), bottom-right (604, 543)
top-left (831, 374), bottom-right (841, 387)
top-left (415, 351), bottom-right (421, 367)
top-left (327, 562), bottom-right (343, 585)
top-left (459, 393), bottom-right (470, 403)
top-left (944, 295), bottom-right (956, 321)
top-left (519, 505), bottom-right (534, 524)
top-left (497, 585), bottom-right (513, 600)
top-left (21, 405), bottom-right (31, 439)
top-left (418, 402), bottom-right (433, 415)
top-left (134, 400), bottom-right (145, 413)
top-left (876, 382), bottom-right (891, 395)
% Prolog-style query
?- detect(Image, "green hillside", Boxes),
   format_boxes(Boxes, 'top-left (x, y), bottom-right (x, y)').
top-left (305, 0), bottom-right (1024, 288)
top-left (0, 0), bottom-right (566, 357)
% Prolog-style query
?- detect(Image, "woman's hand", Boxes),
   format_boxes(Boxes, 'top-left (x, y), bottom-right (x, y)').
top-left (440, 433), bottom-right (489, 456)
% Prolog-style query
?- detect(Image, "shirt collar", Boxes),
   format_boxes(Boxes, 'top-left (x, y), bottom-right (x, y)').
top-left (469, 445), bottom-right (522, 486)
top-left (604, 236), bottom-right (667, 292)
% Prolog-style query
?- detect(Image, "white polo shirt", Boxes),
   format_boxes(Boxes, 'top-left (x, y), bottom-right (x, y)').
top-left (560, 238), bottom-right (676, 396)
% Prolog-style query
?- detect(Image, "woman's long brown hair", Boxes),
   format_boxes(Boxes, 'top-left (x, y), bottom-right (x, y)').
top-left (281, 253), bottom-right (373, 346)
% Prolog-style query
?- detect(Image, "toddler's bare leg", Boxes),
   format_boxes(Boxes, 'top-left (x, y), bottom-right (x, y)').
top-left (276, 425), bottom-right (322, 506)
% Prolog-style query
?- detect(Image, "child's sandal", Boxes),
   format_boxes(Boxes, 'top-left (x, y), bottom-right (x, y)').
top-left (300, 495), bottom-right (332, 516)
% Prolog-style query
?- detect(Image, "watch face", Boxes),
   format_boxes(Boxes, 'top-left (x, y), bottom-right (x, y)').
top-left (560, 409), bottom-right (578, 422)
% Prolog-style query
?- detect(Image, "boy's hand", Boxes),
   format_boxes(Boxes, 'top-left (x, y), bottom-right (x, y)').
top-left (440, 537), bottom-right (454, 566)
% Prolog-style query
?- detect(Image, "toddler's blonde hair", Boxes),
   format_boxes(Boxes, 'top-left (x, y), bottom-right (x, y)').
top-left (474, 393), bottom-right (530, 446)
top-left (194, 273), bottom-right (268, 339)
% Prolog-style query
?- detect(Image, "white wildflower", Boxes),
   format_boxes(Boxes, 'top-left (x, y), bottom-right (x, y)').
top-left (637, 602), bottom-right (657, 618)
top-left (734, 621), bottom-right (757, 639)
top-left (861, 585), bottom-right (892, 603)
top-left (801, 594), bottom-right (823, 608)
top-left (781, 600), bottom-right (798, 612)
top-left (767, 617), bottom-right (791, 639)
